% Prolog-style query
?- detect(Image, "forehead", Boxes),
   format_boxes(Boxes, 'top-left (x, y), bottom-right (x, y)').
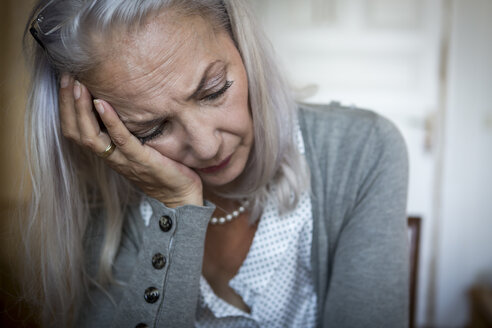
top-left (86, 10), bottom-right (229, 107)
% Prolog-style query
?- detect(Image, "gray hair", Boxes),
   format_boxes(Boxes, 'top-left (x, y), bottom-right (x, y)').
top-left (22, 0), bottom-right (309, 325)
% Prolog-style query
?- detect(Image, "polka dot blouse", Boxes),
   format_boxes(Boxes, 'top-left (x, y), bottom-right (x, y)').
top-left (195, 127), bottom-right (317, 327)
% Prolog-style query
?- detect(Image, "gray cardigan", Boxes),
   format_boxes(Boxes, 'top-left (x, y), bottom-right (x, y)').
top-left (78, 103), bottom-right (409, 328)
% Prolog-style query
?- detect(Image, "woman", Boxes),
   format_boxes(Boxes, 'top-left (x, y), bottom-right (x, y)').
top-left (22, 0), bottom-right (410, 327)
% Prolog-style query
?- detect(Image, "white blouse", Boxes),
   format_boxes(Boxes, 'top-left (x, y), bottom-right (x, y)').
top-left (195, 128), bottom-right (317, 328)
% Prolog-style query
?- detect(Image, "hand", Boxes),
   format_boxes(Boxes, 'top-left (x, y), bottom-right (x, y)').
top-left (58, 73), bottom-right (203, 208)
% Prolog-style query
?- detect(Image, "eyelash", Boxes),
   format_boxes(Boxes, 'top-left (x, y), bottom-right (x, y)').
top-left (137, 80), bottom-right (234, 144)
top-left (137, 122), bottom-right (168, 144)
top-left (202, 80), bottom-right (233, 101)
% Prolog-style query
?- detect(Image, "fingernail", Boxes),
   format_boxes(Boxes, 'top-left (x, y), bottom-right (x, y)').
top-left (93, 99), bottom-right (104, 114)
top-left (73, 80), bottom-right (81, 100)
top-left (60, 74), bottom-right (69, 88)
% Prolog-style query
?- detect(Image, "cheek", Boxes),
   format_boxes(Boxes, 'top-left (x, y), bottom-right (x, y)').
top-left (148, 138), bottom-right (183, 162)
top-left (221, 100), bottom-right (251, 138)
top-left (225, 77), bottom-right (251, 129)
top-left (236, 93), bottom-right (253, 137)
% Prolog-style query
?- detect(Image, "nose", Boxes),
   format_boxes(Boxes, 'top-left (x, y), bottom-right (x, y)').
top-left (184, 117), bottom-right (221, 161)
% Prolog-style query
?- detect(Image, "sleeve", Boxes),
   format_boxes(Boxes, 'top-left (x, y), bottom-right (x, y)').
top-left (321, 115), bottom-right (410, 328)
top-left (77, 198), bottom-right (215, 328)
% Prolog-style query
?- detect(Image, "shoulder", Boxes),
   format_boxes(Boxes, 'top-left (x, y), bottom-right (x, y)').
top-left (298, 102), bottom-right (408, 220)
top-left (298, 102), bottom-right (405, 148)
top-left (298, 102), bottom-right (407, 170)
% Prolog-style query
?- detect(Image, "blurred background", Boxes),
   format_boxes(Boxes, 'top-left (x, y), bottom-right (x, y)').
top-left (1, 0), bottom-right (491, 327)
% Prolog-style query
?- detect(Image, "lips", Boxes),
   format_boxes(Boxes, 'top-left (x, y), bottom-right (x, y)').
top-left (197, 154), bottom-right (232, 174)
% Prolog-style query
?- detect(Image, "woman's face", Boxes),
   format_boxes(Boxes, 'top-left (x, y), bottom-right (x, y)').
top-left (86, 11), bottom-right (253, 190)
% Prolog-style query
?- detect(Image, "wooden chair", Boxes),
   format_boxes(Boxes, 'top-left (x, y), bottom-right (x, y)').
top-left (408, 216), bottom-right (422, 328)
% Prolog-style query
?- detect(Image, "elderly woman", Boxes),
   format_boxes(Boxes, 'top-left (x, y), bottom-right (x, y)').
top-left (22, 0), bottom-right (409, 327)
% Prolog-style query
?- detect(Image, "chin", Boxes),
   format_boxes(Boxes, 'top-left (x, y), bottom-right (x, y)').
top-left (200, 171), bottom-right (239, 189)
top-left (200, 161), bottom-right (246, 190)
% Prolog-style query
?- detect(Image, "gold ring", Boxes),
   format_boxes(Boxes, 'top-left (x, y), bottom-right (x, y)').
top-left (100, 141), bottom-right (116, 158)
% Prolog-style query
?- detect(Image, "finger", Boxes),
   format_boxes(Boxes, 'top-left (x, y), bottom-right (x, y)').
top-left (93, 99), bottom-right (151, 162)
top-left (73, 80), bottom-right (106, 150)
top-left (90, 133), bottom-right (127, 163)
top-left (58, 73), bottom-right (80, 141)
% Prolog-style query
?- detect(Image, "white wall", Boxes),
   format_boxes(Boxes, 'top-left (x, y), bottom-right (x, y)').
top-left (434, 0), bottom-right (492, 326)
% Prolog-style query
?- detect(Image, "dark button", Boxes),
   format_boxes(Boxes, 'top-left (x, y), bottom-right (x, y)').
top-left (144, 287), bottom-right (160, 303)
top-left (159, 215), bottom-right (172, 232)
top-left (135, 324), bottom-right (148, 328)
top-left (152, 253), bottom-right (166, 270)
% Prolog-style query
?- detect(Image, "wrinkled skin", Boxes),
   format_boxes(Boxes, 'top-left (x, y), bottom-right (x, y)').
top-left (58, 11), bottom-right (254, 208)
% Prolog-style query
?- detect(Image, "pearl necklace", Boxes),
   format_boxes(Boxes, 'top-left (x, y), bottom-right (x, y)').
top-left (209, 200), bottom-right (250, 225)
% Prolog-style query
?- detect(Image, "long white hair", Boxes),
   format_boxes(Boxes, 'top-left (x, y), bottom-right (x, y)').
top-left (22, 0), bottom-right (309, 326)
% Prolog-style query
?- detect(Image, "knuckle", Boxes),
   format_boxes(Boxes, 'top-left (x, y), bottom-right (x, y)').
top-left (111, 134), bottom-right (128, 147)
top-left (80, 136), bottom-right (96, 148)
top-left (61, 128), bottom-right (76, 140)
top-left (104, 119), bottom-right (117, 129)
top-left (60, 125), bottom-right (70, 137)
top-left (61, 130), bottom-right (72, 139)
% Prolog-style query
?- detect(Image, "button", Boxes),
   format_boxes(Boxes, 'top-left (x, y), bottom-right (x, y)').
top-left (159, 215), bottom-right (172, 232)
top-left (135, 324), bottom-right (148, 328)
top-left (144, 287), bottom-right (160, 303)
top-left (152, 253), bottom-right (166, 270)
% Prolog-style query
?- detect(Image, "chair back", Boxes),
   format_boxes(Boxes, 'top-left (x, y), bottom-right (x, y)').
top-left (408, 216), bottom-right (421, 328)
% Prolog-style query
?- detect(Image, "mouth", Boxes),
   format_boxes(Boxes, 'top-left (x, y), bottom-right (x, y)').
top-left (197, 154), bottom-right (233, 174)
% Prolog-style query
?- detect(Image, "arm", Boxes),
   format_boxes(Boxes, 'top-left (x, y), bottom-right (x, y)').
top-left (58, 76), bottom-right (211, 327)
top-left (78, 199), bottom-right (214, 328)
top-left (322, 115), bottom-right (410, 327)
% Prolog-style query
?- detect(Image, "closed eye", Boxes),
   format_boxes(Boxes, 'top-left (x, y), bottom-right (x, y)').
top-left (201, 80), bottom-right (233, 102)
top-left (135, 121), bottom-right (169, 144)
